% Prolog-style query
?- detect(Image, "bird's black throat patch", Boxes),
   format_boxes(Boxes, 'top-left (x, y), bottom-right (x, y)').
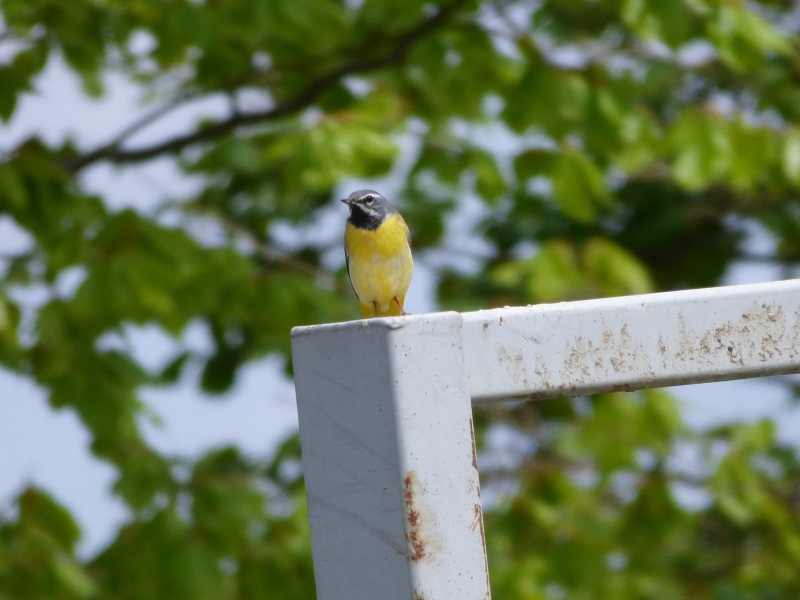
top-left (348, 207), bottom-right (384, 231)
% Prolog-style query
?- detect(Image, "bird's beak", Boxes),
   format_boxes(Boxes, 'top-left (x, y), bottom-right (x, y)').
top-left (340, 198), bottom-right (351, 206)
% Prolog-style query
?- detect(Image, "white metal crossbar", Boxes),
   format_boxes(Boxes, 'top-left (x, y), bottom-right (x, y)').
top-left (291, 279), bottom-right (800, 600)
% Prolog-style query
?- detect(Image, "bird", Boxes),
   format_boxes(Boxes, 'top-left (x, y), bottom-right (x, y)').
top-left (341, 189), bottom-right (413, 318)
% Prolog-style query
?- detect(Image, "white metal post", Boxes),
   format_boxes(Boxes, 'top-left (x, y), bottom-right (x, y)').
top-left (292, 313), bottom-right (490, 600)
top-left (292, 279), bottom-right (800, 599)
top-left (461, 279), bottom-right (800, 403)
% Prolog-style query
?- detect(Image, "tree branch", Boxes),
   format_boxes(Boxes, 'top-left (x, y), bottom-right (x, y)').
top-left (67, 1), bottom-right (468, 173)
top-left (217, 217), bottom-right (347, 293)
top-left (103, 92), bottom-right (196, 151)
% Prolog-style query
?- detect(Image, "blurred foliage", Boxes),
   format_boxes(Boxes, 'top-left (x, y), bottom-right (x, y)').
top-left (1, 0), bottom-right (800, 597)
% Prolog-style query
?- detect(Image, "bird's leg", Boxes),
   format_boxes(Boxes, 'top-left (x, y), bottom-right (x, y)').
top-left (393, 297), bottom-right (410, 316)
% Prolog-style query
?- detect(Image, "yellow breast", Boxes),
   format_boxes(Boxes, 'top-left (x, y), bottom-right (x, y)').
top-left (344, 213), bottom-right (413, 317)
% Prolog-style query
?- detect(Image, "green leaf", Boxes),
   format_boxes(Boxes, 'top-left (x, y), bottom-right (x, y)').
top-left (502, 64), bottom-right (590, 136)
top-left (621, 0), bottom-right (694, 48)
top-left (52, 556), bottom-right (98, 599)
top-left (112, 452), bottom-right (173, 510)
top-left (731, 419), bottom-right (775, 452)
top-left (157, 352), bottom-right (191, 384)
top-left (524, 240), bottom-right (585, 302)
top-left (583, 237), bottom-right (654, 296)
top-left (641, 388), bottom-right (685, 451)
top-left (411, 143), bottom-right (466, 186)
top-left (551, 147), bottom-right (611, 223)
top-left (92, 510), bottom-right (227, 600)
top-left (733, 5), bottom-right (790, 55)
top-left (201, 346), bottom-right (244, 394)
top-left (727, 119), bottom-right (776, 191)
top-left (17, 487), bottom-right (81, 551)
top-left (708, 4), bottom-right (790, 72)
top-left (469, 149), bottom-right (505, 203)
top-left (0, 162), bottom-right (28, 209)
top-left (670, 110), bottom-right (732, 190)
top-left (513, 148), bottom-right (556, 183)
top-left (0, 41), bottom-right (49, 121)
top-left (782, 130), bottom-right (800, 186)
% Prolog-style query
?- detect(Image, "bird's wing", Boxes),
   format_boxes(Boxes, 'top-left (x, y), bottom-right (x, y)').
top-left (402, 217), bottom-right (412, 248)
top-left (345, 250), bottom-right (358, 299)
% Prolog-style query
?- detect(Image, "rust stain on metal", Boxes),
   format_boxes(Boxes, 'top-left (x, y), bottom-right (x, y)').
top-left (471, 503), bottom-right (491, 597)
top-left (404, 471), bottom-right (427, 562)
top-left (470, 503), bottom-right (482, 533)
top-left (467, 419), bottom-right (491, 596)
top-left (469, 418), bottom-right (479, 471)
top-left (468, 420), bottom-right (491, 596)
top-left (404, 474), bottom-right (413, 504)
top-left (499, 316), bottom-right (503, 326)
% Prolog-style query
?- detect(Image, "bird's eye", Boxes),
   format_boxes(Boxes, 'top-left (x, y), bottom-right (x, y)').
top-left (364, 195), bottom-right (374, 204)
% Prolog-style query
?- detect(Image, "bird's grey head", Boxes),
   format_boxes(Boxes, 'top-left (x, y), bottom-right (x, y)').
top-left (340, 189), bottom-right (396, 230)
